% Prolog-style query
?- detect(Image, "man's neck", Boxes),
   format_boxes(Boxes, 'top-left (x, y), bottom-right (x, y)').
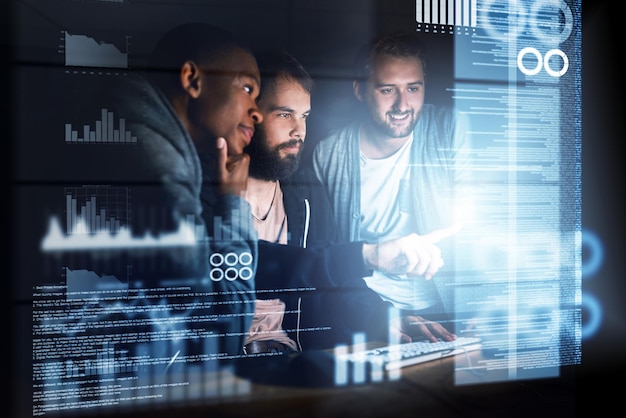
top-left (245, 177), bottom-right (279, 220)
top-left (359, 125), bottom-right (412, 159)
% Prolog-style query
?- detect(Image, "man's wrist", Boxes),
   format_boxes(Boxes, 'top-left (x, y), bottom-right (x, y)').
top-left (362, 242), bottom-right (377, 270)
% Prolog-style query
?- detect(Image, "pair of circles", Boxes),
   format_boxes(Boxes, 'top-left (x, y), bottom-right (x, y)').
top-left (209, 251), bottom-right (253, 281)
top-left (517, 47), bottom-right (569, 77)
top-left (581, 230), bottom-right (603, 339)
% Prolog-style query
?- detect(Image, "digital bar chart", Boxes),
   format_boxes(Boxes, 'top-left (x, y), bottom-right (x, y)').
top-left (65, 108), bottom-right (137, 143)
top-left (65, 186), bottom-right (129, 235)
top-left (416, 0), bottom-right (477, 27)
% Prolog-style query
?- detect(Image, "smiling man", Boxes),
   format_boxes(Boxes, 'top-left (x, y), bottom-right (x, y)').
top-left (313, 31), bottom-right (474, 341)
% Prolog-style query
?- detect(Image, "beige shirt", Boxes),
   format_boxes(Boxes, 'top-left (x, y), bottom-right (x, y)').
top-left (244, 181), bottom-right (297, 350)
top-left (251, 182), bottom-right (288, 245)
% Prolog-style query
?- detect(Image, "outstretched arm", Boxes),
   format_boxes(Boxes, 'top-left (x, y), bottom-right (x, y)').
top-left (362, 223), bottom-right (463, 280)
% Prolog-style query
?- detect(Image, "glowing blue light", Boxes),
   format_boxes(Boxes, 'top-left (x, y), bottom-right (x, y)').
top-left (581, 293), bottom-right (602, 339)
top-left (581, 228), bottom-right (604, 279)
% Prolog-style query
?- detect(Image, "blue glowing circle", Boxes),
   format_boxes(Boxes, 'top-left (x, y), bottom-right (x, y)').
top-left (543, 49), bottom-right (568, 77)
top-left (209, 253), bottom-right (224, 267)
top-left (581, 293), bottom-right (602, 339)
top-left (517, 47), bottom-right (543, 76)
top-left (225, 267), bottom-right (238, 281)
top-left (529, 0), bottom-right (574, 45)
top-left (481, 0), bottom-right (526, 41)
top-left (239, 252), bottom-right (253, 266)
top-left (582, 229), bottom-right (604, 279)
top-left (224, 252), bottom-right (239, 266)
top-left (239, 267), bottom-right (253, 280)
top-left (210, 268), bottom-right (223, 281)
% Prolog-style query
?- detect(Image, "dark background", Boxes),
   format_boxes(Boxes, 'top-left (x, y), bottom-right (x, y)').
top-left (3, 0), bottom-right (624, 416)
top-left (579, 0), bottom-right (624, 376)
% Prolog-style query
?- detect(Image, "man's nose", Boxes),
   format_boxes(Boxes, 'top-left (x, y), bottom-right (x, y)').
top-left (250, 106), bottom-right (263, 124)
top-left (292, 118), bottom-right (306, 139)
top-left (394, 91), bottom-right (410, 111)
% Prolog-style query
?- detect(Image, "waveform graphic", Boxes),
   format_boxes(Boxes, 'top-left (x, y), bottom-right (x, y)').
top-left (66, 267), bottom-right (128, 300)
top-left (41, 217), bottom-right (197, 251)
top-left (64, 31), bottom-right (129, 68)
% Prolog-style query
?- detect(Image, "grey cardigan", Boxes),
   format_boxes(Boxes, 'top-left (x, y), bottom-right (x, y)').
top-left (312, 104), bottom-right (473, 313)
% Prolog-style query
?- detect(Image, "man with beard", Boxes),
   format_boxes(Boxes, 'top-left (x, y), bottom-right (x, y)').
top-left (313, 31), bottom-right (473, 342)
top-left (241, 50), bottom-right (321, 353)
top-left (240, 50), bottom-right (462, 354)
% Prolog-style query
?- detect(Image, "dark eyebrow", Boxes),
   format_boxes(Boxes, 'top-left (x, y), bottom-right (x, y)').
top-left (269, 105), bottom-right (312, 114)
top-left (269, 105), bottom-right (295, 112)
top-left (375, 80), bottom-right (424, 88)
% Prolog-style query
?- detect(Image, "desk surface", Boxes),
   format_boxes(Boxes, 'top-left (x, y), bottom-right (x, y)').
top-left (105, 349), bottom-right (578, 418)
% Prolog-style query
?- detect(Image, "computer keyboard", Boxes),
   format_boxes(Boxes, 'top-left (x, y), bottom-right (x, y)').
top-left (336, 336), bottom-right (482, 371)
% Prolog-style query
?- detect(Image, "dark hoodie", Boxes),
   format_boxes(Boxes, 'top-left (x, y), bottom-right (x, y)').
top-left (234, 164), bottom-right (395, 350)
top-left (93, 72), bottom-right (258, 358)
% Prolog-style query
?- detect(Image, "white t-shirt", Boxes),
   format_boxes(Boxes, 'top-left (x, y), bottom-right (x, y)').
top-left (360, 137), bottom-right (438, 311)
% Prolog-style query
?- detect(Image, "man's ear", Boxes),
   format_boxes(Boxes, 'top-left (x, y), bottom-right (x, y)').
top-left (353, 80), bottom-right (364, 102)
top-left (180, 60), bottom-right (202, 99)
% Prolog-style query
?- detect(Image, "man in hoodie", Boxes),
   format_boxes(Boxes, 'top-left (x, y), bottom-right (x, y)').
top-left (86, 22), bottom-right (263, 360)
top-left (239, 50), bottom-right (458, 354)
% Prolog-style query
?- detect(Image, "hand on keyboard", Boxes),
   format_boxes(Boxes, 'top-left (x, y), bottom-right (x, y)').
top-left (337, 336), bottom-right (482, 372)
top-left (390, 315), bottom-right (457, 344)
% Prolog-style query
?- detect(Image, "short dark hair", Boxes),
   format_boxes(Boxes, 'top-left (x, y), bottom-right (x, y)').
top-left (146, 22), bottom-right (253, 90)
top-left (353, 31), bottom-right (428, 84)
top-left (255, 50), bottom-right (314, 101)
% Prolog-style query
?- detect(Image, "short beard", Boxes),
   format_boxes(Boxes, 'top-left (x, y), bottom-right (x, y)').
top-left (376, 112), bottom-right (417, 139)
top-left (246, 136), bottom-right (303, 181)
top-left (364, 104), bottom-right (421, 139)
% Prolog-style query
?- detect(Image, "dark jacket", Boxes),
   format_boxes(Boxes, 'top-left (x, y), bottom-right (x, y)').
top-left (253, 165), bottom-right (394, 350)
top-left (91, 73), bottom-right (258, 358)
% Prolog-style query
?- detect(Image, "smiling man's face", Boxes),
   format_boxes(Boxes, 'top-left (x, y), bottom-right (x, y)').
top-left (358, 54), bottom-right (425, 141)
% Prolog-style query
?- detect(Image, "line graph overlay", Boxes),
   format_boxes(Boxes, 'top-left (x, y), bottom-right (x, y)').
top-left (62, 30), bottom-right (130, 68)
